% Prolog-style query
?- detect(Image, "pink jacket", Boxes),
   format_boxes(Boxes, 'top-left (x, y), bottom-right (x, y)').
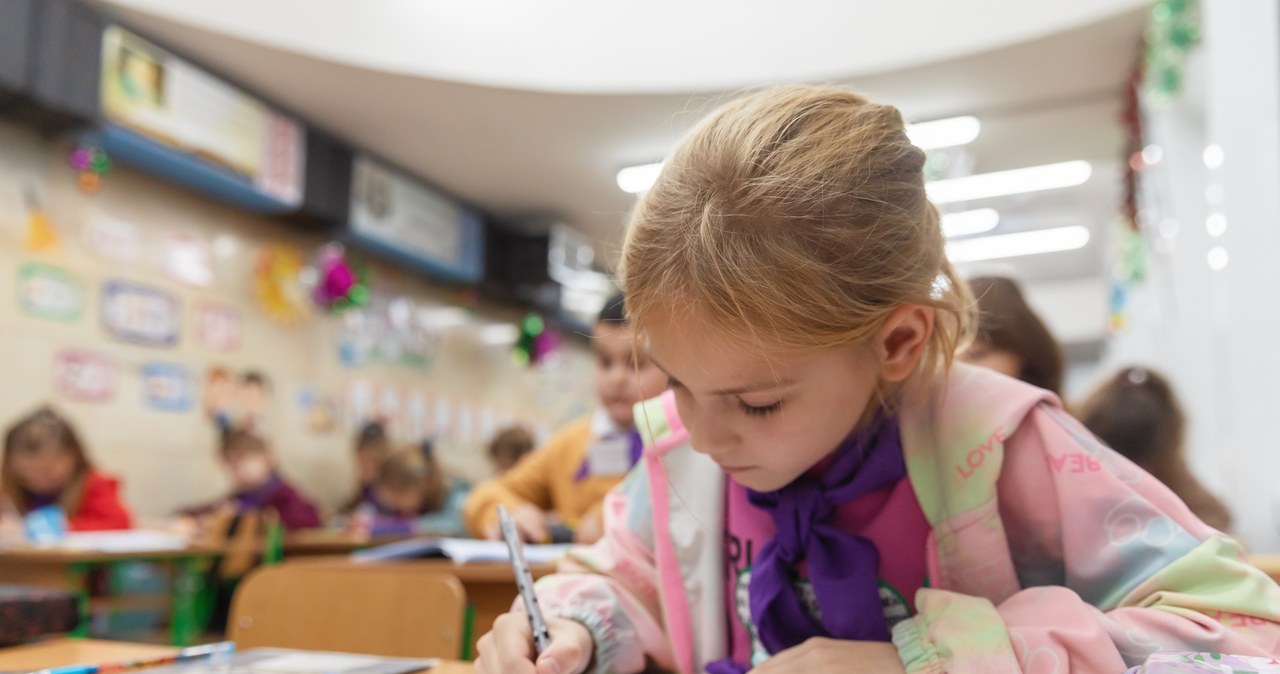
top-left (533, 364), bottom-right (1280, 673)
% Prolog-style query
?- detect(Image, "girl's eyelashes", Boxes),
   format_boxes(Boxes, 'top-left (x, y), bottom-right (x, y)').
top-left (667, 377), bottom-right (684, 389)
top-left (739, 399), bottom-right (783, 417)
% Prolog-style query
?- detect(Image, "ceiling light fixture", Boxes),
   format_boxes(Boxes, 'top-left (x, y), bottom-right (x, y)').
top-left (616, 162), bottom-right (664, 194)
top-left (946, 225), bottom-right (1091, 263)
top-left (941, 208), bottom-right (999, 238)
top-left (927, 160), bottom-right (1093, 204)
top-left (906, 115), bottom-right (981, 150)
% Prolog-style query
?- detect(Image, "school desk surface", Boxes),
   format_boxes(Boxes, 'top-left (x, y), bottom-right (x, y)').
top-left (0, 639), bottom-right (475, 674)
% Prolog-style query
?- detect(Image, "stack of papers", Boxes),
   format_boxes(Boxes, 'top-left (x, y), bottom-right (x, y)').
top-left (351, 537), bottom-right (571, 565)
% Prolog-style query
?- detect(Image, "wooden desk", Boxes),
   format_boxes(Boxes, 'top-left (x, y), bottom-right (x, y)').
top-left (283, 558), bottom-right (554, 656)
top-left (0, 639), bottom-right (474, 673)
top-left (0, 546), bottom-right (223, 646)
top-left (281, 530), bottom-right (412, 558)
top-left (1251, 554), bottom-right (1280, 585)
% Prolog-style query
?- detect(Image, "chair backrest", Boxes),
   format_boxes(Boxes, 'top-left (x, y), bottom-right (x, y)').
top-left (219, 510), bottom-right (264, 579)
top-left (228, 564), bottom-right (467, 659)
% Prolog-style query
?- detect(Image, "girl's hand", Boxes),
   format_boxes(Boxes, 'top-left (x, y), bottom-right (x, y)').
top-left (749, 638), bottom-right (905, 674)
top-left (574, 511), bottom-right (604, 544)
top-left (484, 505), bottom-right (550, 543)
top-left (475, 612), bottom-right (595, 674)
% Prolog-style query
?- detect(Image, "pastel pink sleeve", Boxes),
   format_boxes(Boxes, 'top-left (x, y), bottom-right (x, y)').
top-left (893, 406), bottom-right (1280, 674)
top-left (526, 469), bottom-right (675, 674)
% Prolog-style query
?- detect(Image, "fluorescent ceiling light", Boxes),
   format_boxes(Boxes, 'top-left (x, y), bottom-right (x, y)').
top-left (906, 115), bottom-right (981, 150)
top-left (927, 160), bottom-right (1092, 204)
top-left (941, 208), bottom-right (999, 238)
top-left (946, 225), bottom-right (1090, 263)
top-left (617, 114), bottom-right (982, 194)
top-left (617, 162), bottom-right (664, 194)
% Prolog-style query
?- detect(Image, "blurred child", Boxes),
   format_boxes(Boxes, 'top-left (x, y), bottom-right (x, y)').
top-left (1, 406), bottom-right (132, 531)
top-left (959, 275), bottom-right (1064, 396)
top-left (464, 293), bottom-right (668, 544)
top-left (340, 421), bottom-right (392, 514)
top-left (487, 425), bottom-right (535, 476)
top-left (1078, 367), bottom-right (1232, 532)
top-left (361, 442), bottom-right (468, 536)
top-left (183, 428), bottom-right (320, 532)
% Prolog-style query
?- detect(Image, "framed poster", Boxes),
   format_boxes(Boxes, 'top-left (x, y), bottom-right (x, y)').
top-left (195, 301), bottom-right (241, 352)
top-left (18, 262), bottom-right (84, 322)
top-left (99, 26), bottom-right (304, 205)
top-left (140, 362), bottom-right (193, 412)
top-left (54, 350), bottom-right (117, 403)
top-left (84, 212), bottom-right (142, 262)
top-left (101, 280), bottom-right (181, 347)
top-left (348, 155), bottom-right (484, 283)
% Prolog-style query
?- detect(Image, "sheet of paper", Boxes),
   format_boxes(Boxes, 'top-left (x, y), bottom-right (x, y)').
top-left (60, 530), bottom-right (188, 552)
top-left (251, 653), bottom-right (383, 673)
top-left (438, 537), bottom-right (570, 565)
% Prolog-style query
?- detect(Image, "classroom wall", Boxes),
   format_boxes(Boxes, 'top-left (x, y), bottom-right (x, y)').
top-left (0, 119), bottom-right (595, 523)
top-left (1088, 0), bottom-right (1280, 550)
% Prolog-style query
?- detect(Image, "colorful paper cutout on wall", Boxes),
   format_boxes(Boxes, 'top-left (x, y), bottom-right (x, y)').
top-left (195, 302), bottom-right (241, 352)
top-left (54, 350), bottom-right (117, 403)
top-left (84, 212), bottom-right (142, 262)
top-left (377, 385), bottom-right (403, 431)
top-left (23, 189), bottom-right (59, 253)
top-left (336, 296), bottom-right (441, 371)
top-left (254, 244), bottom-right (310, 325)
top-left (140, 362), bottom-right (193, 413)
top-left (163, 234), bottom-right (214, 288)
top-left (101, 280), bottom-right (182, 347)
top-left (406, 391), bottom-right (429, 441)
top-left (297, 387), bottom-right (338, 434)
top-left (18, 262), bottom-right (84, 323)
top-left (345, 379), bottom-right (376, 430)
top-left (433, 396), bottom-right (453, 441)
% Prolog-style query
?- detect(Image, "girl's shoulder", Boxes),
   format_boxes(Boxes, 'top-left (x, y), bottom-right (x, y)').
top-left (81, 470), bottom-right (123, 493)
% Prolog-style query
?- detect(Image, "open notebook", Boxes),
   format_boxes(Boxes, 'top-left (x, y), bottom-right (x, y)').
top-left (351, 536), bottom-right (571, 565)
top-left (139, 648), bottom-right (435, 674)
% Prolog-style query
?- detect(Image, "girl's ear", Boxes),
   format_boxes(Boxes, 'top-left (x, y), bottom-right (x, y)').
top-left (874, 305), bottom-right (935, 383)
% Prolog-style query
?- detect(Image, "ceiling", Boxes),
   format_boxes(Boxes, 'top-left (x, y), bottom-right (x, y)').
top-left (93, 0), bottom-right (1148, 95)
top-left (89, 1), bottom-right (1146, 339)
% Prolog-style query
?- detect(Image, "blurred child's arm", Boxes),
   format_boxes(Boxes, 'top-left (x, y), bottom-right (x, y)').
top-left (273, 493), bottom-right (321, 531)
top-left (414, 479), bottom-right (470, 536)
top-left (893, 406), bottom-right (1280, 674)
top-left (463, 439), bottom-right (559, 536)
top-left (530, 468), bottom-right (675, 674)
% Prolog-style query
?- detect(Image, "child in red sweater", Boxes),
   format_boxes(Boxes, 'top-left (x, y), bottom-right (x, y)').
top-left (1, 406), bottom-right (133, 531)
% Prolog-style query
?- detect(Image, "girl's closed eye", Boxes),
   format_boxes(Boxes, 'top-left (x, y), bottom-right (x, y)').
top-left (739, 398), bottom-right (783, 417)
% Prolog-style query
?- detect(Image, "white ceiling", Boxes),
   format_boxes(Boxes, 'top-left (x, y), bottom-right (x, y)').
top-left (95, 0), bottom-right (1148, 94)
top-left (89, 1), bottom-right (1146, 337)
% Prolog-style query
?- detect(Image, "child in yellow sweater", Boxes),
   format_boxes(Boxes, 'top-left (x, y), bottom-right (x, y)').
top-left (463, 293), bottom-right (667, 543)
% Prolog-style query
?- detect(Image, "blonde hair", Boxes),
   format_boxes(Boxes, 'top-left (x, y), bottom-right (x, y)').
top-left (622, 85), bottom-right (973, 385)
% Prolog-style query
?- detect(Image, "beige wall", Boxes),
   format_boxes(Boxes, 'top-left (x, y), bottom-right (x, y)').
top-left (0, 120), bottom-right (594, 522)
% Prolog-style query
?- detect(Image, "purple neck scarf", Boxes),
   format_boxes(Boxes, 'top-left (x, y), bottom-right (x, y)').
top-left (21, 489), bottom-right (59, 512)
top-left (707, 413), bottom-right (905, 674)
